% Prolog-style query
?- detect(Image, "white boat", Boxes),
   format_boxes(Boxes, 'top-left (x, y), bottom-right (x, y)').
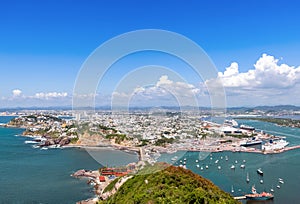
top-left (218, 166), bottom-right (221, 170)
top-left (279, 180), bottom-right (284, 184)
top-left (215, 159), bottom-right (219, 164)
top-left (235, 160), bottom-right (238, 164)
top-left (231, 185), bottom-right (234, 193)
top-left (246, 172), bottom-right (250, 183)
top-left (225, 156), bottom-right (228, 161)
top-left (257, 168), bottom-right (264, 176)
top-left (24, 140), bottom-right (39, 144)
top-left (195, 159), bottom-right (199, 163)
top-left (240, 124), bottom-right (255, 131)
top-left (224, 119), bottom-right (239, 127)
top-left (260, 179), bottom-right (264, 184)
top-left (262, 139), bottom-right (289, 151)
top-left (243, 160), bottom-right (246, 163)
top-left (205, 165), bottom-right (209, 169)
top-left (200, 166), bottom-right (203, 170)
top-left (41, 147), bottom-right (48, 150)
top-left (240, 164), bottom-right (245, 169)
top-left (171, 156), bottom-right (178, 161)
top-left (231, 165), bottom-right (235, 169)
top-left (196, 164), bottom-right (200, 168)
top-left (277, 185), bottom-right (280, 189)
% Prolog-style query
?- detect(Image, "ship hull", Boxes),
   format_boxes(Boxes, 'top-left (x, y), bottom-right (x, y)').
top-left (246, 195), bottom-right (274, 200)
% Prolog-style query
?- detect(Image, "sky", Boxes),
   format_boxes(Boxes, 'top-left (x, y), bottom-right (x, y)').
top-left (1, 0), bottom-right (300, 108)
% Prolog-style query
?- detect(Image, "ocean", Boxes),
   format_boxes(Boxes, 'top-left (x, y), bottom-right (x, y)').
top-left (0, 116), bottom-right (138, 204)
top-left (159, 118), bottom-right (300, 204)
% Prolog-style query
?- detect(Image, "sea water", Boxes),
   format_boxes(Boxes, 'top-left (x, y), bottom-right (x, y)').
top-left (159, 118), bottom-right (300, 204)
top-left (0, 116), bottom-right (138, 203)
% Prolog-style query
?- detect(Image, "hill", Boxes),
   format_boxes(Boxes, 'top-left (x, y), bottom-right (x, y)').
top-left (98, 163), bottom-right (239, 204)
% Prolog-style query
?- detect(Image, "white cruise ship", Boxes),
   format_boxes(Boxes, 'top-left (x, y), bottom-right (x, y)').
top-left (262, 139), bottom-right (289, 151)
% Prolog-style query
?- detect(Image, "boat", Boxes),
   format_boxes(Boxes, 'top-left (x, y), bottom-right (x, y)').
top-left (231, 165), bottom-right (235, 169)
top-left (262, 139), bottom-right (289, 151)
top-left (205, 165), bottom-right (209, 169)
top-left (246, 172), bottom-right (250, 183)
top-left (240, 124), bottom-right (255, 131)
top-left (257, 168), bottom-right (263, 176)
top-left (195, 159), bottom-right (199, 163)
top-left (270, 186), bottom-right (274, 192)
top-left (231, 185), bottom-right (234, 193)
top-left (235, 160), bottom-right (238, 164)
top-left (243, 160), bottom-right (246, 163)
top-left (171, 156), bottom-right (178, 161)
top-left (277, 185), bottom-right (280, 189)
top-left (240, 138), bottom-right (262, 147)
top-left (260, 179), bottom-right (264, 184)
top-left (245, 185), bottom-right (274, 200)
top-left (225, 156), bottom-right (228, 161)
top-left (279, 179), bottom-right (284, 184)
top-left (215, 159), bottom-right (219, 164)
top-left (196, 164), bottom-right (200, 168)
top-left (24, 140), bottom-right (39, 144)
top-left (218, 166), bottom-right (221, 170)
top-left (240, 164), bottom-right (245, 169)
top-left (224, 119), bottom-right (239, 127)
top-left (200, 166), bottom-right (203, 170)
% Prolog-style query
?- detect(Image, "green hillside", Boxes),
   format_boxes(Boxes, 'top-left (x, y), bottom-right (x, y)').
top-left (98, 163), bottom-right (239, 204)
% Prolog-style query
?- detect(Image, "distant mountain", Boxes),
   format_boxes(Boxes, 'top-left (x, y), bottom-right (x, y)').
top-left (1, 105), bottom-right (300, 113)
top-left (98, 163), bottom-right (238, 204)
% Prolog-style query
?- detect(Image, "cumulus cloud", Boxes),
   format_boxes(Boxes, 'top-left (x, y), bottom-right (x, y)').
top-left (215, 54), bottom-right (300, 89)
top-left (12, 89), bottom-right (22, 97)
top-left (112, 75), bottom-right (204, 106)
top-left (207, 54), bottom-right (300, 106)
top-left (34, 92), bottom-right (68, 100)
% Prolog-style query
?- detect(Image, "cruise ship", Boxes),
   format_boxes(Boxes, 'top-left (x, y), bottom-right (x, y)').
top-left (240, 137), bottom-right (262, 147)
top-left (240, 124), bottom-right (255, 131)
top-left (262, 139), bottom-right (289, 151)
top-left (224, 119), bottom-right (238, 127)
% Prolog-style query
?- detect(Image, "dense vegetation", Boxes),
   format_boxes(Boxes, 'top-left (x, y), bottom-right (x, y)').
top-left (237, 117), bottom-right (300, 128)
top-left (98, 163), bottom-right (239, 204)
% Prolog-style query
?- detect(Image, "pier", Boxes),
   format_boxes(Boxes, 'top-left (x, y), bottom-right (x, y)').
top-left (233, 195), bottom-right (246, 200)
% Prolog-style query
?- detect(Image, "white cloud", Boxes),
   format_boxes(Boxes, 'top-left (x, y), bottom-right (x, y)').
top-left (112, 75), bottom-right (205, 106)
top-left (34, 92), bottom-right (68, 100)
top-left (208, 54), bottom-right (300, 106)
top-left (12, 89), bottom-right (22, 97)
top-left (216, 54), bottom-right (300, 89)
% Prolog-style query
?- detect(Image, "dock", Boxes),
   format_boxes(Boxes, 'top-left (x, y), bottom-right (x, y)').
top-left (234, 195), bottom-right (246, 200)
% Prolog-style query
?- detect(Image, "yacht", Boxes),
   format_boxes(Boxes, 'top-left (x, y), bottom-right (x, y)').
top-left (262, 139), bottom-right (289, 151)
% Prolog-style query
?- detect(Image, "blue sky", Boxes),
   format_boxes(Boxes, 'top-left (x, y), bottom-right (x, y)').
top-left (1, 0), bottom-right (300, 107)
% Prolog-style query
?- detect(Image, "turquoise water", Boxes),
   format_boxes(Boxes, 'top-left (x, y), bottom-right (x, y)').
top-left (159, 118), bottom-right (300, 204)
top-left (0, 116), bottom-right (138, 204)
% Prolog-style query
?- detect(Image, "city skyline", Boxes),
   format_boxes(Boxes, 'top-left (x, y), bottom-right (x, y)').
top-left (1, 0), bottom-right (300, 107)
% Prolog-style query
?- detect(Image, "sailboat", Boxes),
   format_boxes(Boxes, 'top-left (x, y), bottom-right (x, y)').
top-left (231, 185), bottom-right (234, 193)
top-left (246, 172), bottom-right (250, 183)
